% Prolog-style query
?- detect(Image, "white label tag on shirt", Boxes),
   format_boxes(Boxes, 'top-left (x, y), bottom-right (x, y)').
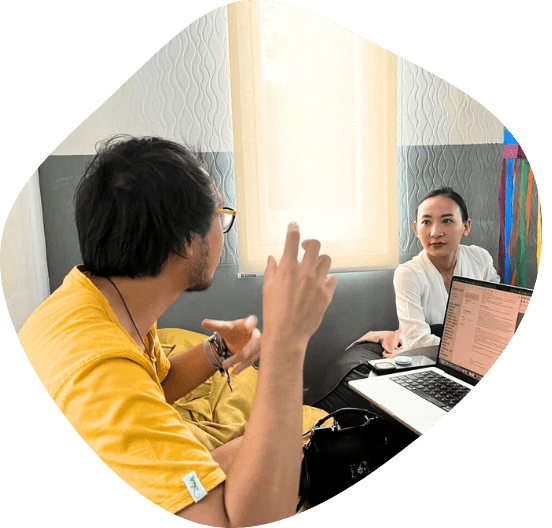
top-left (183, 471), bottom-right (208, 503)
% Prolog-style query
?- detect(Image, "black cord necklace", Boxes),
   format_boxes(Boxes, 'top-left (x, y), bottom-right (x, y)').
top-left (105, 276), bottom-right (156, 367)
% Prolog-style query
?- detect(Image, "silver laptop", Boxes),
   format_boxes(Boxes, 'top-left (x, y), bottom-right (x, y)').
top-left (349, 276), bottom-right (532, 436)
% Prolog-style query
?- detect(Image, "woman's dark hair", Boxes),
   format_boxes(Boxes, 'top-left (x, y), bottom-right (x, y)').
top-left (74, 135), bottom-right (217, 278)
top-left (416, 187), bottom-right (469, 223)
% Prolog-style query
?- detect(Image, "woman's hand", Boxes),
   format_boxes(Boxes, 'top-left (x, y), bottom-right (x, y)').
top-left (201, 315), bottom-right (261, 375)
top-left (381, 329), bottom-right (402, 357)
top-left (347, 329), bottom-right (402, 357)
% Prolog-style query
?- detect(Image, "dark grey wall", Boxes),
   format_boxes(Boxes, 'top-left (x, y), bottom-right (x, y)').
top-left (39, 156), bottom-right (85, 292)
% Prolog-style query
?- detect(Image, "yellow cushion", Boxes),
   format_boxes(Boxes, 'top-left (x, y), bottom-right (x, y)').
top-left (158, 327), bottom-right (328, 449)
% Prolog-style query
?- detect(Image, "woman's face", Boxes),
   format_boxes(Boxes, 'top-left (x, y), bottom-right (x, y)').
top-left (413, 195), bottom-right (471, 259)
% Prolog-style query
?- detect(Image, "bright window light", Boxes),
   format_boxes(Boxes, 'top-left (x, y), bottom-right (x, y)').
top-left (228, 1), bottom-right (398, 273)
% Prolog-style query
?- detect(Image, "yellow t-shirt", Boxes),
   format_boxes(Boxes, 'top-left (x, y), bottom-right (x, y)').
top-left (18, 266), bottom-right (225, 514)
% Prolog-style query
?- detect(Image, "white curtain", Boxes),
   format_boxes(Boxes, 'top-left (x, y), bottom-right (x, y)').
top-left (228, 1), bottom-right (398, 274)
top-left (1, 171), bottom-right (50, 332)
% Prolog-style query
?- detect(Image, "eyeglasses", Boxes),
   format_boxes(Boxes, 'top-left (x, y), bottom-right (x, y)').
top-left (217, 207), bottom-right (237, 233)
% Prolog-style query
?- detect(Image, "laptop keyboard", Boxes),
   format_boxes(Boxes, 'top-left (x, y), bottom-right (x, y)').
top-left (391, 371), bottom-right (470, 412)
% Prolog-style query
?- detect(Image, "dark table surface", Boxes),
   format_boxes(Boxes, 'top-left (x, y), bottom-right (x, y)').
top-left (367, 345), bottom-right (439, 377)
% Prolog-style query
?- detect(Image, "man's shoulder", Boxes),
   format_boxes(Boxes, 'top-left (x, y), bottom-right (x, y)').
top-left (18, 270), bottom-right (138, 399)
top-left (20, 268), bottom-right (113, 348)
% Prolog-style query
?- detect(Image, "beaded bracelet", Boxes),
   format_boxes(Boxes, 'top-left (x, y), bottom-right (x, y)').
top-left (203, 332), bottom-right (233, 391)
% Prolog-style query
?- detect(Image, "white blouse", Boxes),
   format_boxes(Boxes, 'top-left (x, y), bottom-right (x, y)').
top-left (393, 245), bottom-right (501, 351)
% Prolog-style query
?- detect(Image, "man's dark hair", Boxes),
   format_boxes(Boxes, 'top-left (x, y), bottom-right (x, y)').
top-left (416, 186), bottom-right (469, 223)
top-left (74, 135), bottom-right (217, 278)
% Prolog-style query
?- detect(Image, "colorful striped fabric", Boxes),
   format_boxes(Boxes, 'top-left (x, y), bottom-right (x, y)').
top-left (500, 127), bottom-right (540, 287)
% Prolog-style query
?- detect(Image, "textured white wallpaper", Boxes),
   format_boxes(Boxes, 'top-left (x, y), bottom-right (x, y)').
top-left (53, 6), bottom-right (233, 155)
top-left (52, 10), bottom-right (503, 154)
top-left (398, 57), bottom-right (503, 147)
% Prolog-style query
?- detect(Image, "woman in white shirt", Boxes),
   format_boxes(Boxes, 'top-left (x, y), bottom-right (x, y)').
top-left (394, 187), bottom-right (500, 351)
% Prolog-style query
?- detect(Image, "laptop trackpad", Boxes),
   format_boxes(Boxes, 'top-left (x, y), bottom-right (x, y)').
top-left (370, 387), bottom-right (447, 436)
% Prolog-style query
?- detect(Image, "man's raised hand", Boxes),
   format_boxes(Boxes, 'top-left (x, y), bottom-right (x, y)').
top-left (262, 222), bottom-right (336, 356)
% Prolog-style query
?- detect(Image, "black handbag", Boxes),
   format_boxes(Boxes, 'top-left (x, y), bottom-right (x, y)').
top-left (297, 407), bottom-right (389, 510)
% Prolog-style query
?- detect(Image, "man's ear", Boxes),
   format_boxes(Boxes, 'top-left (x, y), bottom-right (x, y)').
top-left (183, 243), bottom-right (194, 258)
top-left (176, 241), bottom-right (194, 259)
top-left (413, 221), bottom-right (419, 238)
top-left (463, 219), bottom-right (472, 237)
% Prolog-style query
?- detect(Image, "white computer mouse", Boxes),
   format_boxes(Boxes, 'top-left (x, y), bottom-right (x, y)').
top-left (395, 356), bottom-right (412, 366)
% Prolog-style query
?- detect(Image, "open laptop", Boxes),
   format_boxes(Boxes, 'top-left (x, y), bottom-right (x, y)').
top-left (349, 276), bottom-right (532, 436)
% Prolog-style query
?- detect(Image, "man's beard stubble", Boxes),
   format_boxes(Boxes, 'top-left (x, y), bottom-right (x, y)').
top-left (186, 236), bottom-right (212, 292)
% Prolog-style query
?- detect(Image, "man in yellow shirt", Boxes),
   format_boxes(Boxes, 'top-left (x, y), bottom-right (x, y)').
top-left (19, 135), bottom-right (336, 526)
